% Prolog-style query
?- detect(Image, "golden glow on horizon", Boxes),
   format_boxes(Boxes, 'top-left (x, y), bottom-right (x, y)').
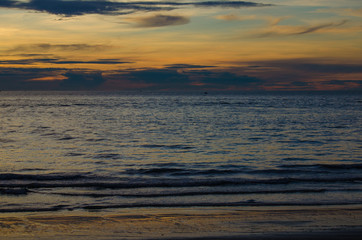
top-left (0, 0), bottom-right (361, 90)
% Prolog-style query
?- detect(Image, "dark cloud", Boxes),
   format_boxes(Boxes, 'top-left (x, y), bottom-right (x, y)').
top-left (325, 80), bottom-right (361, 85)
top-left (0, 0), bottom-right (15, 7)
top-left (0, 63), bottom-right (263, 91)
top-left (1, 63), bottom-right (360, 91)
top-left (224, 59), bottom-right (362, 91)
top-left (291, 81), bottom-right (310, 87)
top-left (7, 54), bottom-right (54, 57)
top-left (0, 67), bottom-right (64, 90)
top-left (134, 14), bottom-right (189, 28)
top-left (60, 71), bottom-right (105, 90)
top-left (0, 58), bottom-right (130, 65)
top-left (251, 59), bottom-right (362, 74)
top-left (256, 20), bottom-right (348, 38)
top-left (116, 67), bottom-right (263, 90)
top-left (54, 59), bottom-right (131, 64)
top-left (0, 0), bottom-right (271, 17)
top-left (193, 1), bottom-right (269, 8)
top-left (294, 63), bottom-right (362, 73)
top-left (0, 67), bottom-right (106, 90)
top-left (323, 80), bottom-right (362, 87)
top-left (203, 72), bottom-right (261, 86)
top-left (0, 59), bottom-right (57, 65)
top-left (15, 0), bottom-right (169, 16)
top-left (296, 20), bottom-right (348, 35)
top-left (166, 64), bottom-right (215, 69)
top-left (123, 68), bottom-right (191, 90)
top-left (319, 80), bottom-right (362, 92)
top-left (191, 70), bottom-right (262, 90)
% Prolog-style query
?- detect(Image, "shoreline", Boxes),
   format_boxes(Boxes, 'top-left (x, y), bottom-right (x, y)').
top-left (1, 206), bottom-right (362, 239)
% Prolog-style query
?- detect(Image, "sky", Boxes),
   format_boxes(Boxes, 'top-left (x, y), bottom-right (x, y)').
top-left (0, 0), bottom-right (362, 91)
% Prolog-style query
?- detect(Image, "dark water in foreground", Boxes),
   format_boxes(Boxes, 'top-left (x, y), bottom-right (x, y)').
top-left (0, 92), bottom-right (361, 213)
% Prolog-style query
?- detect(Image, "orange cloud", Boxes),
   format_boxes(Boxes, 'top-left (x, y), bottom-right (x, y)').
top-left (28, 75), bottom-right (67, 81)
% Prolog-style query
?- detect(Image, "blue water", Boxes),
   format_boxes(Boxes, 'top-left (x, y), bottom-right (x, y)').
top-left (0, 91), bottom-right (361, 213)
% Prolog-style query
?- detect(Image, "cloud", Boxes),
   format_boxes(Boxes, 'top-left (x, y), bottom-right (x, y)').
top-left (0, 59), bottom-right (55, 65)
top-left (325, 80), bottom-right (362, 85)
top-left (0, 0), bottom-right (271, 17)
top-left (193, 1), bottom-right (271, 8)
top-left (294, 63), bottom-right (362, 73)
top-left (0, 67), bottom-right (64, 90)
top-left (0, 58), bottom-right (131, 65)
top-left (252, 59), bottom-right (362, 74)
top-left (296, 20), bottom-right (348, 34)
top-left (318, 80), bottom-right (362, 91)
top-left (165, 64), bottom-right (215, 69)
top-left (115, 67), bottom-right (263, 91)
top-left (229, 59), bottom-right (362, 91)
top-left (60, 71), bottom-right (105, 89)
top-left (0, 0), bottom-right (169, 16)
top-left (0, 67), bottom-right (106, 90)
top-left (1, 61), bottom-right (360, 91)
top-left (290, 81), bottom-right (310, 87)
top-left (122, 68), bottom-right (191, 90)
top-left (0, 0), bottom-right (15, 7)
top-left (254, 20), bottom-right (349, 37)
top-left (7, 43), bottom-right (110, 53)
top-left (133, 14), bottom-right (190, 28)
top-left (190, 70), bottom-right (262, 90)
top-left (53, 59), bottom-right (131, 65)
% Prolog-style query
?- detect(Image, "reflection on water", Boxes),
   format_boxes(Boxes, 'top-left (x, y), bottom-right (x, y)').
top-left (0, 92), bottom-right (361, 213)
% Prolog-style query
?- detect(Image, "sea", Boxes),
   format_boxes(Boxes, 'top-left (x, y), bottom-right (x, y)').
top-left (0, 91), bottom-right (361, 214)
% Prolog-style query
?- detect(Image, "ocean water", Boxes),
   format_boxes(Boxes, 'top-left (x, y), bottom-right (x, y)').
top-left (0, 91), bottom-right (361, 213)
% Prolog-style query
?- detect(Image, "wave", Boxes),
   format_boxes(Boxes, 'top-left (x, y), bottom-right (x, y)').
top-left (125, 168), bottom-right (242, 176)
top-left (0, 205), bottom-right (70, 213)
top-left (93, 153), bottom-right (122, 160)
top-left (1, 176), bottom-right (361, 189)
top-left (0, 188), bottom-right (29, 195)
top-left (80, 201), bottom-right (362, 210)
top-left (58, 136), bottom-right (76, 141)
top-left (2, 200), bottom-right (362, 213)
top-left (44, 188), bottom-right (362, 198)
top-left (279, 163), bottom-right (362, 170)
top-left (124, 164), bottom-right (362, 176)
top-left (0, 138), bottom-right (15, 143)
top-left (0, 173), bottom-right (93, 181)
top-left (141, 144), bottom-right (194, 150)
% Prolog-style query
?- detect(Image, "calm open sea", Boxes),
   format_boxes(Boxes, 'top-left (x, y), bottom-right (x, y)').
top-left (0, 91), bottom-right (361, 213)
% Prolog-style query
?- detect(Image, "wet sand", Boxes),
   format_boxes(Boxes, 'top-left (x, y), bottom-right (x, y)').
top-left (1, 206), bottom-right (362, 239)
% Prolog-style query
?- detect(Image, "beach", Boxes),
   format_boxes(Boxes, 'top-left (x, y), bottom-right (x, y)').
top-left (1, 206), bottom-right (362, 239)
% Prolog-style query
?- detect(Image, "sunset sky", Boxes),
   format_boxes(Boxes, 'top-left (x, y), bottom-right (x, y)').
top-left (0, 0), bottom-right (362, 91)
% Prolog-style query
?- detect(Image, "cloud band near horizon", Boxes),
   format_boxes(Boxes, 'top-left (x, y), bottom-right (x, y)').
top-left (1, 60), bottom-right (361, 91)
top-left (0, 0), bottom-right (271, 17)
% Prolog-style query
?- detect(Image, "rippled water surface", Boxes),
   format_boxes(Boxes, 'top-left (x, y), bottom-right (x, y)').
top-left (0, 92), bottom-right (361, 213)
